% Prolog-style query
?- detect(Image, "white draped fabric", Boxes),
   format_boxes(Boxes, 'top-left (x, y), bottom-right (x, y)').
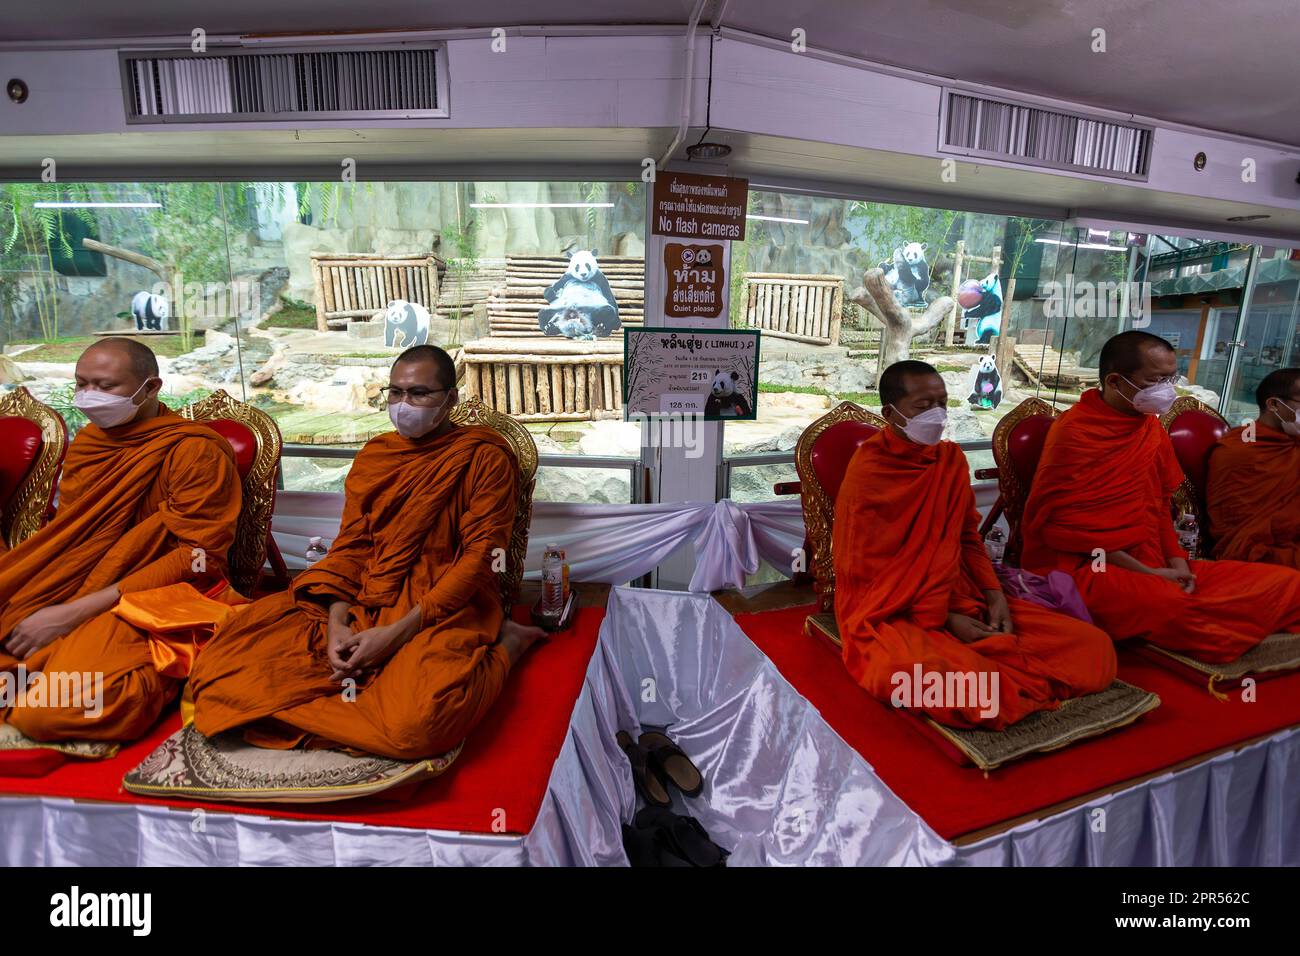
top-left (269, 492), bottom-right (806, 592)
top-left (4, 586), bottom-right (1297, 866)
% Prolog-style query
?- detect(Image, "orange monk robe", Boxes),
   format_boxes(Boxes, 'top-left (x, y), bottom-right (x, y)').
top-left (191, 425), bottom-right (520, 760)
top-left (832, 427), bottom-right (1116, 730)
top-left (1022, 389), bottom-right (1300, 663)
top-left (1207, 424), bottom-right (1300, 568)
top-left (0, 408), bottom-right (242, 740)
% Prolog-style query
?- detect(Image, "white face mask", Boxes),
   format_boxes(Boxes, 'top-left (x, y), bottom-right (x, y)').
top-left (1119, 375), bottom-right (1177, 416)
top-left (894, 405), bottom-right (947, 445)
top-left (74, 380), bottom-right (150, 429)
top-left (388, 394), bottom-right (450, 439)
top-left (1271, 399), bottom-right (1300, 437)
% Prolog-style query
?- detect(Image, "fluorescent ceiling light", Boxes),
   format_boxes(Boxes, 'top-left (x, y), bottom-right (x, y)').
top-left (1035, 237), bottom-right (1128, 252)
top-left (747, 214), bottom-right (809, 225)
top-left (469, 202), bottom-right (614, 209)
top-left (33, 201), bottom-right (161, 209)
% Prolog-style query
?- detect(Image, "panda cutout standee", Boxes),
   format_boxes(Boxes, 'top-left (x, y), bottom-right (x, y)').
top-left (880, 242), bottom-right (930, 307)
top-left (130, 291), bottom-right (170, 332)
top-left (966, 355), bottom-right (1003, 410)
top-left (703, 369), bottom-right (753, 419)
top-left (539, 249), bottom-right (621, 340)
top-left (957, 273), bottom-right (1004, 345)
top-left (384, 300), bottom-right (432, 349)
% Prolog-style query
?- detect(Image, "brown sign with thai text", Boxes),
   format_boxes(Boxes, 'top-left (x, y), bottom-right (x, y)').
top-left (651, 171), bottom-right (748, 241)
top-left (663, 243), bottom-right (725, 320)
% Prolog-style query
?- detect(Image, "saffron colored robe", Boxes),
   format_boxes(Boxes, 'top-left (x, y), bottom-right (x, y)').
top-left (1206, 423), bottom-right (1300, 568)
top-left (832, 427), bottom-right (1116, 730)
top-left (190, 425), bottom-right (520, 760)
top-left (0, 408), bottom-right (242, 740)
top-left (1022, 390), bottom-right (1300, 663)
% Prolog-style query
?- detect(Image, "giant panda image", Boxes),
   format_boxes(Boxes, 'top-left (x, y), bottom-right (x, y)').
top-left (966, 354), bottom-right (1003, 410)
top-left (539, 249), bottom-right (621, 338)
top-left (879, 242), bottom-right (930, 307)
top-left (961, 273), bottom-right (1004, 345)
top-left (131, 290), bottom-right (169, 332)
top-left (384, 299), bottom-right (432, 349)
top-left (703, 369), bottom-right (752, 419)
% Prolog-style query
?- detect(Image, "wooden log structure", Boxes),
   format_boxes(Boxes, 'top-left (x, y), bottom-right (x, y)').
top-left (741, 273), bottom-right (844, 345)
top-left (461, 336), bottom-right (625, 422)
top-left (310, 252), bottom-right (444, 332)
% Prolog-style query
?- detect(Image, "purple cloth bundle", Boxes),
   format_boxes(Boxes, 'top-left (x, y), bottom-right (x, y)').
top-left (994, 564), bottom-right (1094, 624)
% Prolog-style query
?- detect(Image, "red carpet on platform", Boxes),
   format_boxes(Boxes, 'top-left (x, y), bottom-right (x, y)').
top-left (736, 604), bottom-right (1300, 841)
top-left (0, 607), bottom-right (604, 836)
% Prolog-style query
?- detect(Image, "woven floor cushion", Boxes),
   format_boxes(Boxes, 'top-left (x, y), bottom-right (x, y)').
top-left (805, 611), bottom-right (1161, 770)
top-left (0, 722), bottom-right (119, 777)
top-left (1138, 632), bottom-right (1300, 698)
top-left (921, 681), bottom-right (1161, 771)
top-left (122, 725), bottom-right (463, 804)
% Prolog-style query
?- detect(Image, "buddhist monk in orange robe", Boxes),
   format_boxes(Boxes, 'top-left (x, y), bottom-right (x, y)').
top-left (191, 345), bottom-right (545, 760)
top-left (833, 360), bottom-right (1116, 730)
top-left (1206, 367), bottom-right (1300, 568)
top-left (1022, 331), bottom-right (1300, 664)
top-left (0, 337), bottom-right (242, 740)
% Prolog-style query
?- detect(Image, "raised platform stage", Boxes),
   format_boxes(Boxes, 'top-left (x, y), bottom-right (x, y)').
top-left (2, 584), bottom-right (1297, 866)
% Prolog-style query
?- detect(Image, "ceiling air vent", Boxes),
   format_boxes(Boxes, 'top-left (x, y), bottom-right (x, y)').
top-left (940, 90), bottom-right (1152, 181)
top-left (120, 44), bottom-right (448, 123)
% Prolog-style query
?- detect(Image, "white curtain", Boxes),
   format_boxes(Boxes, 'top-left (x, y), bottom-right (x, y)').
top-left (269, 493), bottom-right (806, 592)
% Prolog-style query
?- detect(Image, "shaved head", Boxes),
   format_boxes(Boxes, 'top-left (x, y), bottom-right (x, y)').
top-left (1098, 330), bottom-right (1175, 383)
top-left (879, 359), bottom-right (940, 409)
top-left (392, 344), bottom-right (456, 390)
top-left (83, 336), bottom-right (159, 382)
top-left (1257, 367), bottom-right (1300, 414)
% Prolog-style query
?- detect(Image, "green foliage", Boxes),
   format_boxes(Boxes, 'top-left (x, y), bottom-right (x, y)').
top-left (848, 201), bottom-right (960, 267)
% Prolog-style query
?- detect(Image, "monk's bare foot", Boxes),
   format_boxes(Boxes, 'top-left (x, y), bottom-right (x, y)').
top-left (499, 619), bottom-right (547, 665)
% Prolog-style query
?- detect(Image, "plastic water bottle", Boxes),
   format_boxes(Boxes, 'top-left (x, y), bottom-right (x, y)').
top-left (305, 536), bottom-right (328, 565)
top-left (985, 527), bottom-right (1006, 565)
top-left (1175, 512), bottom-right (1200, 561)
top-left (541, 544), bottom-right (565, 616)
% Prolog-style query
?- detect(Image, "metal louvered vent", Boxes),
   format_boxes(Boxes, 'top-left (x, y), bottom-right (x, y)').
top-left (940, 90), bottom-right (1152, 181)
top-left (120, 45), bottom-right (447, 123)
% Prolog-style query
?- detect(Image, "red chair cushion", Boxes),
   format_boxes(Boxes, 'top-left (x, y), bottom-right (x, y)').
top-left (811, 421), bottom-right (880, 504)
top-left (1167, 409), bottom-right (1230, 504)
top-left (202, 419), bottom-right (257, 479)
top-left (0, 416), bottom-right (43, 511)
top-left (1007, 414), bottom-right (1055, 492)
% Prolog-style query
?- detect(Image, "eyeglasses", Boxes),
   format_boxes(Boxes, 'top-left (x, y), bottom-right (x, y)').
top-left (380, 386), bottom-right (451, 406)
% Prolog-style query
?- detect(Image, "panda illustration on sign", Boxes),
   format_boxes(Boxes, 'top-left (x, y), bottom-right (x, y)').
top-left (880, 242), bottom-right (930, 307)
top-left (130, 290), bottom-right (169, 331)
top-left (703, 369), bottom-right (752, 418)
top-left (539, 249), bottom-right (621, 339)
top-left (384, 300), bottom-right (432, 349)
top-left (966, 354), bottom-right (1003, 410)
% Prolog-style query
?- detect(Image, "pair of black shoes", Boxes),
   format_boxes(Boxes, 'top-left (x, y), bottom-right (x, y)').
top-left (616, 728), bottom-right (728, 867)
top-left (622, 806), bottom-right (729, 867)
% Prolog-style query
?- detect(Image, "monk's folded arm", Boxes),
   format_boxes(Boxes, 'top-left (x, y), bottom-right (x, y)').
top-left (417, 446), bottom-right (517, 628)
top-left (115, 440), bottom-right (242, 594)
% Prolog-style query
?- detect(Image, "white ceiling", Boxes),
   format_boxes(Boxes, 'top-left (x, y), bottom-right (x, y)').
top-left (2, 0), bottom-right (1296, 147)
top-left (1, 125), bottom-right (1296, 242)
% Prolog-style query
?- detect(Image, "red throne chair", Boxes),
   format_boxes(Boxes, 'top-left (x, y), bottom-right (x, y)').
top-left (772, 401), bottom-right (887, 643)
top-left (0, 387), bottom-right (68, 551)
top-left (1159, 395), bottom-right (1230, 557)
top-left (975, 397), bottom-right (1060, 566)
top-left (180, 391), bottom-right (286, 595)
